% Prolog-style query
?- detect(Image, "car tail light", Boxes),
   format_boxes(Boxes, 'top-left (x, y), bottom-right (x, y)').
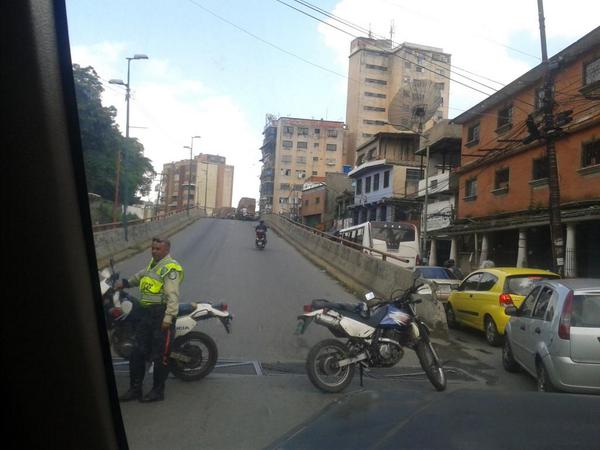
top-left (558, 290), bottom-right (574, 340)
top-left (303, 304), bottom-right (313, 313)
top-left (499, 293), bottom-right (513, 306)
top-left (218, 303), bottom-right (228, 312)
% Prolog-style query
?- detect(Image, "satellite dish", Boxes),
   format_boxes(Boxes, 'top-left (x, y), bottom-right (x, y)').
top-left (388, 79), bottom-right (443, 133)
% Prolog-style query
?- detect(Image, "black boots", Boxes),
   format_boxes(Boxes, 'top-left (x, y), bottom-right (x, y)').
top-left (140, 387), bottom-right (164, 403)
top-left (119, 386), bottom-right (142, 402)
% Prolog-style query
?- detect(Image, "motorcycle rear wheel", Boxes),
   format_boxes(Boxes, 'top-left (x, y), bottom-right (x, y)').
top-left (169, 331), bottom-right (218, 381)
top-left (306, 339), bottom-right (355, 393)
top-left (415, 340), bottom-right (447, 391)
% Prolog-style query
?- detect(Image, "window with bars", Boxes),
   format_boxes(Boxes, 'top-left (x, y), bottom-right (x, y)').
top-left (283, 126), bottom-right (294, 135)
top-left (327, 129), bottom-right (338, 137)
top-left (297, 141), bottom-right (307, 149)
top-left (584, 57), bottom-right (600, 86)
top-left (297, 127), bottom-right (308, 136)
top-left (282, 140), bottom-right (293, 148)
top-left (496, 105), bottom-right (513, 132)
top-left (582, 139), bottom-right (600, 167)
top-left (494, 167), bottom-right (510, 191)
top-left (532, 157), bottom-right (549, 180)
top-left (465, 178), bottom-right (477, 199)
top-left (326, 144), bottom-right (337, 151)
top-left (467, 123), bottom-right (480, 145)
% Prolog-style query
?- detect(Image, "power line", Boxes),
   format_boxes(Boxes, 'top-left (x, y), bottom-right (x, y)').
top-left (185, 0), bottom-right (349, 81)
top-left (275, 0), bottom-right (537, 111)
top-left (380, 0), bottom-right (542, 62)
top-left (291, 0), bottom-right (508, 90)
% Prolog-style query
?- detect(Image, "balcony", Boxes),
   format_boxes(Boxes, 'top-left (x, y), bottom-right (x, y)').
top-left (417, 171), bottom-right (452, 197)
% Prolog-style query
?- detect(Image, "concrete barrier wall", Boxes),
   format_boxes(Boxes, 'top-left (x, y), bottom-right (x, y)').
top-left (265, 214), bottom-right (448, 335)
top-left (93, 210), bottom-right (204, 268)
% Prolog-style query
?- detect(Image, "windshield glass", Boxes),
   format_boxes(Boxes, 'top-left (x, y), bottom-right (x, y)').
top-left (415, 267), bottom-right (457, 280)
top-left (505, 275), bottom-right (559, 296)
top-left (371, 223), bottom-right (415, 249)
top-left (50, 0), bottom-right (600, 447)
top-left (572, 294), bottom-right (600, 328)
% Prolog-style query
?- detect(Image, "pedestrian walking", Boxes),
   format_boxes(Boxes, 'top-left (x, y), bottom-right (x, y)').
top-left (444, 259), bottom-right (464, 279)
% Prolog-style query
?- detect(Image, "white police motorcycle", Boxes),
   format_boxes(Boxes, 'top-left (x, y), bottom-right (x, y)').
top-left (99, 260), bottom-right (232, 381)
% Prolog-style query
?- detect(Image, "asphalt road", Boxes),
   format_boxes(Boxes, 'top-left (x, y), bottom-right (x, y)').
top-left (112, 218), bottom-right (598, 450)
top-left (114, 217), bottom-right (356, 363)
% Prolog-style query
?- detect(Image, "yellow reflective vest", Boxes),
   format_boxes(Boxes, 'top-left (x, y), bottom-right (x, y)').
top-left (138, 257), bottom-right (184, 306)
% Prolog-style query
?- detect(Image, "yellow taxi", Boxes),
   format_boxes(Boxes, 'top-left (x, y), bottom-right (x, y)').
top-left (446, 267), bottom-right (559, 346)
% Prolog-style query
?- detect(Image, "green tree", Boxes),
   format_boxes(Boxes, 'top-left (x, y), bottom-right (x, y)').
top-left (73, 64), bottom-right (155, 206)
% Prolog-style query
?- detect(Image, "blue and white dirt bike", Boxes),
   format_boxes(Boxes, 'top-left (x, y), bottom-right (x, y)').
top-left (296, 274), bottom-right (446, 392)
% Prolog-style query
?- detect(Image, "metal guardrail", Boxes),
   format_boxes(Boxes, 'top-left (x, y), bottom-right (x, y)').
top-left (271, 214), bottom-right (410, 264)
top-left (92, 206), bottom-right (203, 232)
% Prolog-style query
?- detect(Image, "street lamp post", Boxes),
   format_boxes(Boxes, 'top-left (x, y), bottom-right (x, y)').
top-left (183, 135), bottom-right (201, 216)
top-left (109, 53), bottom-right (148, 240)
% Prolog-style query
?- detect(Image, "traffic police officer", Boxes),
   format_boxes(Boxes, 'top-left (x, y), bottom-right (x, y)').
top-left (116, 236), bottom-right (184, 402)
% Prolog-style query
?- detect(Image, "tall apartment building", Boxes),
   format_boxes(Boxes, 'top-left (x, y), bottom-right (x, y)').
top-left (160, 153), bottom-right (233, 215)
top-left (259, 115), bottom-right (346, 215)
top-left (345, 37), bottom-right (451, 166)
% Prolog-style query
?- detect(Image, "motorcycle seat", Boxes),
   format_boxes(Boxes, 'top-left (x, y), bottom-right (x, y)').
top-left (311, 299), bottom-right (358, 313)
top-left (311, 299), bottom-right (386, 327)
top-left (177, 303), bottom-right (196, 316)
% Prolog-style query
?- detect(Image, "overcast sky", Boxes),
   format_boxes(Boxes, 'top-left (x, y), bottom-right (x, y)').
top-left (66, 0), bottom-right (599, 205)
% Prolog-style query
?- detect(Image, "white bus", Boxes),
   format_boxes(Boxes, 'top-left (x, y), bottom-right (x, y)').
top-left (338, 221), bottom-right (421, 268)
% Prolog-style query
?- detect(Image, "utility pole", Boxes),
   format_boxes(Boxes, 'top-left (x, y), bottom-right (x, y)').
top-left (184, 136), bottom-right (201, 216)
top-left (537, 0), bottom-right (564, 276)
top-left (109, 54), bottom-right (148, 240)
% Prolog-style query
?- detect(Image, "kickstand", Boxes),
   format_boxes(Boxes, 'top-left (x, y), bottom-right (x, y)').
top-left (359, 363), bottom-right (364, 387)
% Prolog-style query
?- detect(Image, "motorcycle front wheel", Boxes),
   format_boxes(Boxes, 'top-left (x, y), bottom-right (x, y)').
top-left (415, 340), bottom-right (447, 391)
top-left (306, 339), bottom-right (355, 393)
top-left (169, 331), bottom-right (218, 381)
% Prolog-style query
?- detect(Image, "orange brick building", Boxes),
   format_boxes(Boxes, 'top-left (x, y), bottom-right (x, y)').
top-left (444, 27), bottom-right (600, 277)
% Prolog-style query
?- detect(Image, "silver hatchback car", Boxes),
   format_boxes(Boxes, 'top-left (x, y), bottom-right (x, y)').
top-left (503, 279), bottom-right (600, 394)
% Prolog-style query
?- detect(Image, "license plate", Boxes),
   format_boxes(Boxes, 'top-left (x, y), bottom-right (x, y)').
top-left (295, 318), bottom-right (309, 335)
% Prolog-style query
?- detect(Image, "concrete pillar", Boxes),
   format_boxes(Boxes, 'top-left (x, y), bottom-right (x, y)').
top-left (565, 223), bottom-right (577, 277)
top-left (429, 239), bottom-right (438, 266)
top-left (516, 229), bottom-right (527, 268)
top-left (450, 238), bottom-right (458, 261)
top-left (358, 208), bottom-right (366, 224)
top-left (480, 234), bottom-right (489, 266)
top-left (386, 205), bottom-right (395, 222)
top-left (376, 205), bottom-right (383, 221)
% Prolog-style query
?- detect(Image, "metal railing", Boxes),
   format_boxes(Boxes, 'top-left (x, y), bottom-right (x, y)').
top-left (271, 214), bottom-right (409, 264)
top-left (92, 206), bottom-right (201, 232)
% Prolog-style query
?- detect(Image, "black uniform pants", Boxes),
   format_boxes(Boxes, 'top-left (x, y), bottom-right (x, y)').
top-left (129, 305), bottom-right (175, 392)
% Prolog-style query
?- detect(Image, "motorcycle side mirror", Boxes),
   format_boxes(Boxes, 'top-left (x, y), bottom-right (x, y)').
top-left (365, 292), bottom-right (375, 301)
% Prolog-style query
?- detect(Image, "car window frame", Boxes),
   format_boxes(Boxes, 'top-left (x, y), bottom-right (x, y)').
top-left (519, 285), bottom-right (542, 317)
top-left (477, 272), bottom-right (498, 292)
top-left (459, 272), bottom-right (483, 291)
top-left (532, 286), bottom-right (554, 320)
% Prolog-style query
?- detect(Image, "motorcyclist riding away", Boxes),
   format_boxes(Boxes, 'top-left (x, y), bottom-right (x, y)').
top-left (255, 220), bottom-right (267, 242)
